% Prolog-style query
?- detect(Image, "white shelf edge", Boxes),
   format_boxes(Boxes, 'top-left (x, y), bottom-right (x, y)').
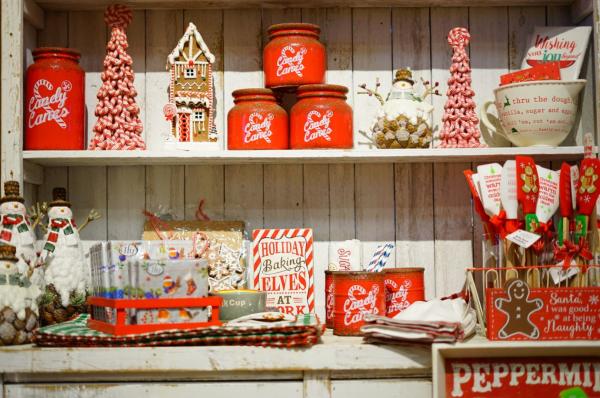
top-left (23, 147), bottom-right (588, 167)
top-left (0, 331), bottom-right (430, 376)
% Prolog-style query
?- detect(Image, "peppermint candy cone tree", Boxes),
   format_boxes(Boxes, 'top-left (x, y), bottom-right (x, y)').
top-left (438, 27), bottom-right (485, 148)
top-left (89, 4), bottom-right (145, 150)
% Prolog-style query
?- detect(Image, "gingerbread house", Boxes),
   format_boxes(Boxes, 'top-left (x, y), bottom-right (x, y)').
top-left (164, 22), bottom-right (218, 146)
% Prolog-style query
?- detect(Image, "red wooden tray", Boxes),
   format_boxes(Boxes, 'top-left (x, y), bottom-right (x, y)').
top-left (87, 296), bottom-right (222, 336)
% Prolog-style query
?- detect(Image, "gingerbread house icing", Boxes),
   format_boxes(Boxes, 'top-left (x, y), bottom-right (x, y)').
top-left (164, 22), bottom-right (217, 144)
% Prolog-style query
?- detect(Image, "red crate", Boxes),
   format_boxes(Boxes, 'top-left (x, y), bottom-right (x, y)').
top-left (87, 296), bottom-right (222, 336)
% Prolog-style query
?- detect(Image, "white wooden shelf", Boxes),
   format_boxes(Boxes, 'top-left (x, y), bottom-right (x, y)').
top-left (0, 331), bottom-right (431, 382)
top-left (34, 0), bottom-right (572, 11)
top-left (23, 147), bottom-right (587, 167)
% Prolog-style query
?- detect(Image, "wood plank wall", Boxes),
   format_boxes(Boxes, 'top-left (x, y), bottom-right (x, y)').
top-left (25, 6), bottom-right (594, 318)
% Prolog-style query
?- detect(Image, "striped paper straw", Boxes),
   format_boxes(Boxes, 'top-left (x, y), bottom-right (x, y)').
top-left (366, 243), bottom-right (394, 272)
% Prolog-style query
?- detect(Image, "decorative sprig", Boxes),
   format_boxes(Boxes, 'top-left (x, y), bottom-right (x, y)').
top-left (357, 78), bottom-right (385, 105)
top-left (417, 77), bottom-right (441, 101)
top-left (79, 209), bottom-right (101, 232)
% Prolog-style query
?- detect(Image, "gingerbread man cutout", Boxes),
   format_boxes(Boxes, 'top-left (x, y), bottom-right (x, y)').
top-left (520, 165), bottom-right (538, 194)
top-left (578, 166), bottom-right (598, 194)
top-left (495, 279), bottom-right (543, 339)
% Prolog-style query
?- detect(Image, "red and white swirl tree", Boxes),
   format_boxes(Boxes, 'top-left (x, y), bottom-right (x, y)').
top-left (89, 4), bottom-right (146, 150)
top-left (438, 27), bottom-right (485, 148)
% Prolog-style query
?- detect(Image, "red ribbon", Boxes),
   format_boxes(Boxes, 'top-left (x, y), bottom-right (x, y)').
top-left (532, 220), bottom-right (554, 253)
top-left (489, 211), bottom-right (507, 237)
top-left (553, 237), bottom-right (593, 272)
top-left (142, 210), bottom-right (171, 241)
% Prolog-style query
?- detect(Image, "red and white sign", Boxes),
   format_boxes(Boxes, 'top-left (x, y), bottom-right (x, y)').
top-left (486, 282), bottom-right (600, 341)
top-left (446, 357), bottom-right (600, 397)
top-left (252, 228), bottom-right (314, 315)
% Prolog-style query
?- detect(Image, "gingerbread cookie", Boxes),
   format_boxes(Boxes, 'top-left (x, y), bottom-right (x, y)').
top-left (495, 279), bottom-right (543, 339)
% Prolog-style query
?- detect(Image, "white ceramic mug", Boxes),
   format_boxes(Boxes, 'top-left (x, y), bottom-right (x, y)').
top-left (480, 80), bottom-right (586, 147)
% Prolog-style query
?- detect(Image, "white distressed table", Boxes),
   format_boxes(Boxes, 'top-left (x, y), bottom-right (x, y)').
top-left (0, 331), bottom-right (433, 397)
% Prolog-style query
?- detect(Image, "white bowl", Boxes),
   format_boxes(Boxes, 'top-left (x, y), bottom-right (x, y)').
top-left (480, 80), bottom-right (586, 147)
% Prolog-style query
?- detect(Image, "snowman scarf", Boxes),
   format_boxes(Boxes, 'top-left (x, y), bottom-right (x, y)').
top-left (43, 218), bottom-right (77, 253)
top-left (1, 214), bottom-right (32, 244)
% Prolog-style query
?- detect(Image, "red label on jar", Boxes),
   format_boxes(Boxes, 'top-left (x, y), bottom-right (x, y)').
top-left (244, 112), bottom-right (275, 144)
top-left (276, 45), bottom-right (307, 78)
top-left (333, 272), bottom-right (384, 336)
top-left (28, 79), bottom-right (72, 130)
top-left (342, 284), bottom-right (382, 326)
top-left (304, 110), bottom-right (333, 142)
top-left (325, 272), bottom-right (334, 328)
top-left (384, 269), bottom-right (425, 318)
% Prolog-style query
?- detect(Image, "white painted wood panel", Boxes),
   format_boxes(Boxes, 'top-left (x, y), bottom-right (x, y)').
top-left (6, 382), bottom-right (304, 398)
top-left (332, 379), bottom-right (432, 398)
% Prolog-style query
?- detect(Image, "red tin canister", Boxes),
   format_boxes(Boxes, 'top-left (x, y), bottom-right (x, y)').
top-left (227, 88), bottom-right (288, 150)
top-left (263, 23), bottom-right (326, 89)
top-left (384, 268), bottom-right (425, 318)
top-left (290, 84), bottom-right (353, 149)
top-left (325, 270), bottom-right (335, 329)
top-left (25, 47), bottom-right (85, 150)
top-left (333, 272), bottom-right (385, 336)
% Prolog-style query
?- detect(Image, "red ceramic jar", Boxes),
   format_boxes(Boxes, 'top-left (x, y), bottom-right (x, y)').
top-left (384, 268), bottom-right (425, 318)
top-left (25, 47), bottom-right (85, 150)
top-left (263, 23), bottom-right (326, 89)
top-left (333, 272), bottom-right (385, 336)
top-left (290, 84), bottom-right (353, 149)
top-left (227, 88), bottom-right (288, 150)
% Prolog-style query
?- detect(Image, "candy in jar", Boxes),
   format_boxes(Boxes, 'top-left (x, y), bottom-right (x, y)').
top-left (290, 84), bottom-right (353, 149)
top-left (25, 47), bottom-right (85, 150)
top-left (227, 88), bottom-right (288, 150)
top-left (263, 23), bottom-right (326, 88)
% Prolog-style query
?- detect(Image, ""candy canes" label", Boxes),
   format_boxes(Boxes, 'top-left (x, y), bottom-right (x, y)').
top-left (276, 45), bottom-right (307, 77)
top-left (385, 279), bottom-right (411, 314)
top-left (343, 284), bottom-right (381, 326)
top-left (28, 79), bottom-right (71, 129)
top-left (244, 112), bottom-right (274, 144)
top-left (304, 110), bottom-right (333, 142)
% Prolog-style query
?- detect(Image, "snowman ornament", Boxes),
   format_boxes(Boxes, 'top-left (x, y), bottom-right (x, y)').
top-left (0, 181), bottom-right (38, 277)
top-left (0, 244), bottom-right (41, 345)
top-left (41, 187), bottom-right (100, 308)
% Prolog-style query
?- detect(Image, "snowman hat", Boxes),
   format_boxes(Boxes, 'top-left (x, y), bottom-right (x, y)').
top-left (48, 187), bottom-right (71, 208)
top-left (0, 244), bottom-right (18, 262)
top-left (0, 180), bottom-right (24, 204)
top-left (394, 68), bottom-right (414, 85)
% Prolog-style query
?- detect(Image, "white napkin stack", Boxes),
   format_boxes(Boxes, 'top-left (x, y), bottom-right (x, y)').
top-left (361, 297), bottom-right (476, 345)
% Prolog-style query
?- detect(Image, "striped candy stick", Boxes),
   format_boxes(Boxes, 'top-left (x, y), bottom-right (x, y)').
top-left (366, 243), bottom-right (394, 272)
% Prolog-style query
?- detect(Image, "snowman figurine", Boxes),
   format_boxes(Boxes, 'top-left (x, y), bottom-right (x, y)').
top-left (0, 244), bottom-right (41, 345)
top-left (360, 68), bottom-right (437, 149)
top-left (40, 187), bottom-right (100, 325)
top-left (0, 181), bottom-right (38, 278)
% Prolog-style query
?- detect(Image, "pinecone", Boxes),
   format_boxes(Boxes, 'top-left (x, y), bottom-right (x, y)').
top-left (40, 284), bottom-right (88, 326)
top-left (0, 307), bottom-right (38, 345)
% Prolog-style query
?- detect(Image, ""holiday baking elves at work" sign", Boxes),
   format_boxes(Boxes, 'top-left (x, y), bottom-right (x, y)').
top-left (252, 228), bottom-right (314, 315)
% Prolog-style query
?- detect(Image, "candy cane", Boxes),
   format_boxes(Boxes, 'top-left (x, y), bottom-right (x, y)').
top-left (33, 79), bottom-right (67, 129)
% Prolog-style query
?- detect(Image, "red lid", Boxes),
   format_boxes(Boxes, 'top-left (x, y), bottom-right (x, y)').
top-left (297, 84), bottom-right (348, 99)
top-left (267, 23), bottom-right (320, 39)
top-left (384, 267), bottom-right (425, 273)
top-left (232, 88), bottom-right (277, 103)
top-left (33, 47), bottom-right (81, 62)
